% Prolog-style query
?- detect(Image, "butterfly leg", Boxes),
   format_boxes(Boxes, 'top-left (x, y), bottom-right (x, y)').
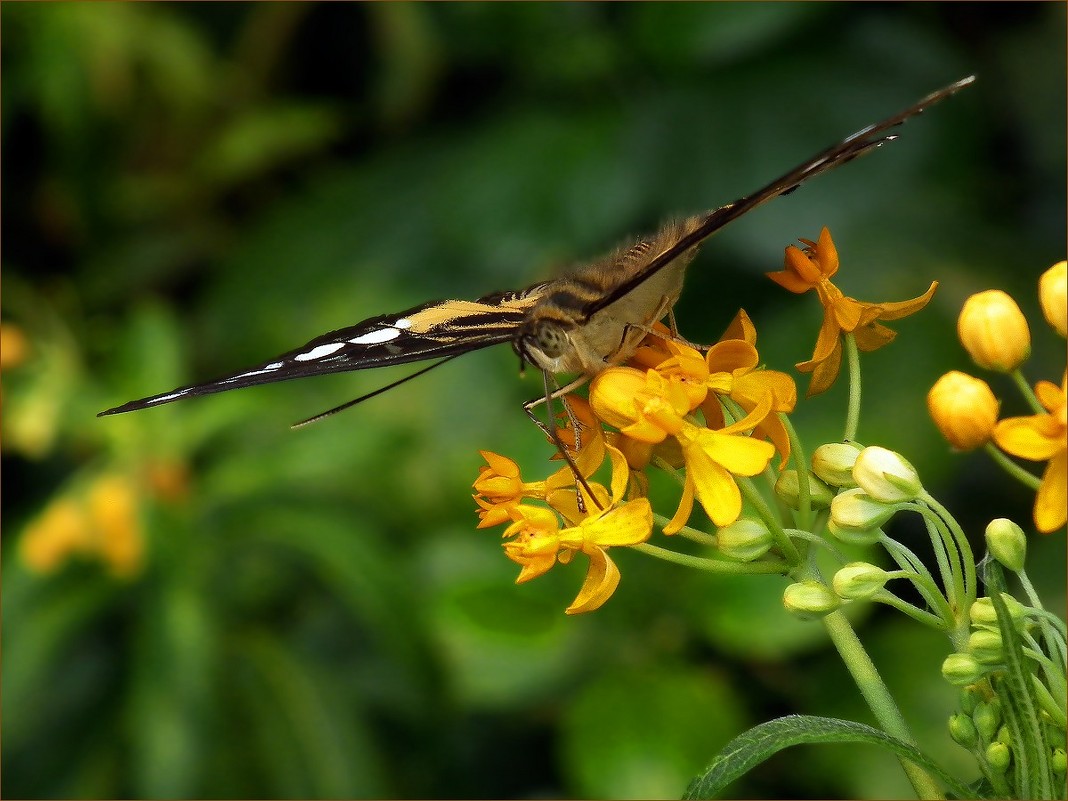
top-left (522, 372), bottom-right (603, 513)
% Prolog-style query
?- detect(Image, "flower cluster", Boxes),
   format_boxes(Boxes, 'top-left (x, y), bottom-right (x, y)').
top-left (927, 261), bottom-right (1067, 533)
top-left (473, 311), bottom-right (798, 613)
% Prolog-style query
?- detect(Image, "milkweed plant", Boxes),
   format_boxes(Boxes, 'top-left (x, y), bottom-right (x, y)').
top-left (474, 231), bottom-right (1067, 800)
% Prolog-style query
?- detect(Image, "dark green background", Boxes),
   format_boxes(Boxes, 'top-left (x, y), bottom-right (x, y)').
top-left (3, 3), bottom-right (1065, 798)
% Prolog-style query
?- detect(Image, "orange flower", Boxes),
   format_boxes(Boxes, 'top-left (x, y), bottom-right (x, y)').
top-left (499, 445), bottom-right (653, 613)
top-left (993, 374), bottom-right (1067, 533)
top-left (767, 227), bottom-right (937, 395)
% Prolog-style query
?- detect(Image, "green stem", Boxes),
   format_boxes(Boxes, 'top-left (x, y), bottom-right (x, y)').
top-left (653, 514), bottom-right (718, 547)
top-left (822, 610), bottom-right (946, 799)
top-left (737, 476), bottom-right (801, 565)
top-left (983, 442), bottom-right (1043, 491)
top-left (871, 588), bottom-right (949, 630)
top-left (1010, 368), bottom-right (1044, 414)
top-left (629, 542), bottom-right (787, 574)
top-left (922, 493), bottom-right (978, 610)
top-left (843, 333), bottom-right (862, 442)
top-left (781, 413), bottom-right (813, 529)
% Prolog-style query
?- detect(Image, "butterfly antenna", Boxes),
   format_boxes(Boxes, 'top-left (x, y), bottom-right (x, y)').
top-left (291, 355), bottom-right (463, 429)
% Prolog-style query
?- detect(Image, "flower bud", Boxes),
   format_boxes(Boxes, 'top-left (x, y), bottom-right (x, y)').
top-left (826, 519), bottom-right (883, 547)
top-left (832, 562), bottom-right (889, 600)
top-left (949, 713), bottom-right (979, 748)
top-left (984, 518), bottom-right (1026, 572)
top-left (942, 653), bottom-right (984, 686)
top-left (830, 487), bottom-right (898, 533)
top-left (973, 699), bottom-right (1002, 741)
top-left (1052, 747), bottom-right (1067, 776)
top-left (927, 371), bottom-right (1000, 451)
top-left (774, 469), bottom-right (835, 510)
top-left (957, 289), bottom-right (1031, 372)
top-left (716, 518), bottom-right (773, 562)
top-left (1039, 260), bottom-right (1067, 337)
top-left (996, 724), bottom-right (1012, 746)
top-left (958, 685), bottom-right (982, 714)
top-left (811, 442), bottom-right (862, 487)
top-left (968, 629), bottom-right (1004, 665)
top-left (852, 446), bottom-right (922, 503)
top-left (986, 741), bottom-right (1011, 773)
top-left (783, 580), bottom-right (840, 620)
top-left (969, 594), bottom-right (1028, 633)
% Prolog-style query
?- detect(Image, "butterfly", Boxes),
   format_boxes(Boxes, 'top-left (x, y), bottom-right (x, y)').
top-left (99, 76), bottom-right (974, 426)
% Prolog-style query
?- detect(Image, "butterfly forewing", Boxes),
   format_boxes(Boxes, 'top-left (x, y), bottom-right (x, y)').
top-left (97, 287), bottom-right (546, 416)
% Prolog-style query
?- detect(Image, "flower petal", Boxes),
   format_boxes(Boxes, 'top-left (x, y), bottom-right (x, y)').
top-left (876, 281), bottom-right (938, 321)
top-left (580, 498), bottom-right (653, 547)
top-left (566, 547), bottom-right (621, 614)
top-left (684, 442), bottom-right (743, 527)
top-left (994, 415), bottom-right (1064, 461)
top-left (1035, 450), bottom-right (1067, 533)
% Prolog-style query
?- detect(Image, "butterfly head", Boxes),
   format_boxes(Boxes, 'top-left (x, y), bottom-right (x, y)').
top-left (514, 309), bottom-right (579, 373)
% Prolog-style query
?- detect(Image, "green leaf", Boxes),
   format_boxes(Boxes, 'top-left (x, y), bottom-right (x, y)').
top-left (682, 715), bottom-right (974, 800)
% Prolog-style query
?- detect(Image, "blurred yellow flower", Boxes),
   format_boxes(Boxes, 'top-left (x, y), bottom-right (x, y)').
top-left (993, 374), bottom-right (1067, 533)
top-left (1039, 260), bottom-right (1067, 337)
top-left (927, 371), bottom-right (1000, 451)
top-left (767, 227), bottom-right (937, 395)
top-left (20, 473), bottom-right (145, 578)
top-left (957, 289), bottom-right (1031, 372)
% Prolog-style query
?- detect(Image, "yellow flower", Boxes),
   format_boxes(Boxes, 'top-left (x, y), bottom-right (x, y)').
top-left (700, 311), bottom-right (797, 466)
top-left (767, 227), bottom-right (937, 395)
top-left (20, 497), bottom-right (93, 574)
top-left (499, 445), bottom-right (653, 614)
top-left (86, 475), bottom-right (144, 578)
top-left (20, 473), bottom-right (145, 578)
top-left (993, 374), bottom-right (1067, 533)
top-left (958, 290), bottom-right (1031, 372)
top-left (590, 367), bottom-right (775, 531)
top-left (927, 371), bottom-right (1000, 451)
top-left (1039, 260), bottom-right (1067, 337)
top-left (628, 312), bottom-right (796, 466)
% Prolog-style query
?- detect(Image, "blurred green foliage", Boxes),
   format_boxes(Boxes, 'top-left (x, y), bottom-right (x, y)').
top-left (2, 3), bottom-right (1064, 798)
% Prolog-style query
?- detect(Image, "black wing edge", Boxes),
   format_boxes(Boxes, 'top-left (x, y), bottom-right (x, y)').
top-left (97, 308), bottom-right (515, 417)
top-left (580, 75), bottom-right (977, 319)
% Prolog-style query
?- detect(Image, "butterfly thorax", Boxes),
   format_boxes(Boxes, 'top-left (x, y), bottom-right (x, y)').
top-left (515, 215), bottom-right (704, 376)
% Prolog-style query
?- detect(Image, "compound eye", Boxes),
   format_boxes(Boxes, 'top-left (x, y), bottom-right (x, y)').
top-left (534, 321), bottom-right (569, 359)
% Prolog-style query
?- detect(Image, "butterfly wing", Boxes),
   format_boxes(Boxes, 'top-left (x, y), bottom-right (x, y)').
top-left (578, 75), bottom-right (976, 320)
top-left (98, 286), bottom-right (547, 416)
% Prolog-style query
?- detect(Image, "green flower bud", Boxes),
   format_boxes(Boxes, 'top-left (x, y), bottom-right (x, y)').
top-left (995, 724), bottom-right (1011, 746)
top-left (826, 519), bottom-right (883, 546)
top-left (969, 629), bottom-right (1004, 665)
top-left (1052, 748), bottom-right (1066, 776)
top-left (959, 685), bottom-right (983, 714)
top-left (832, 562), bottom-right (890, 600)
top-left (984, 518), bottom-right (1027, 572)
top-left (783, 580), bottom-right (840, 620)
top-left (969, 594), bottom-right (1028, 633)
top-left (986, 741), bottom-right (1011, 773)
top-left (942, 653), bottom-right (984, 686)
top-left (716, 518), bottom-right (773, 562)
top-left (973, 699), bottom-right (1002, 741)
top-left (949, 713), bottom-right (979, 748)
top-left (811, 442), bottom-right (862, 487)
top-left (852, 446), bottom-right (923, 503)
top-left (829, 487), bottom-right (898, 533)
top-left (774, 469), bottom-right (835, 510)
